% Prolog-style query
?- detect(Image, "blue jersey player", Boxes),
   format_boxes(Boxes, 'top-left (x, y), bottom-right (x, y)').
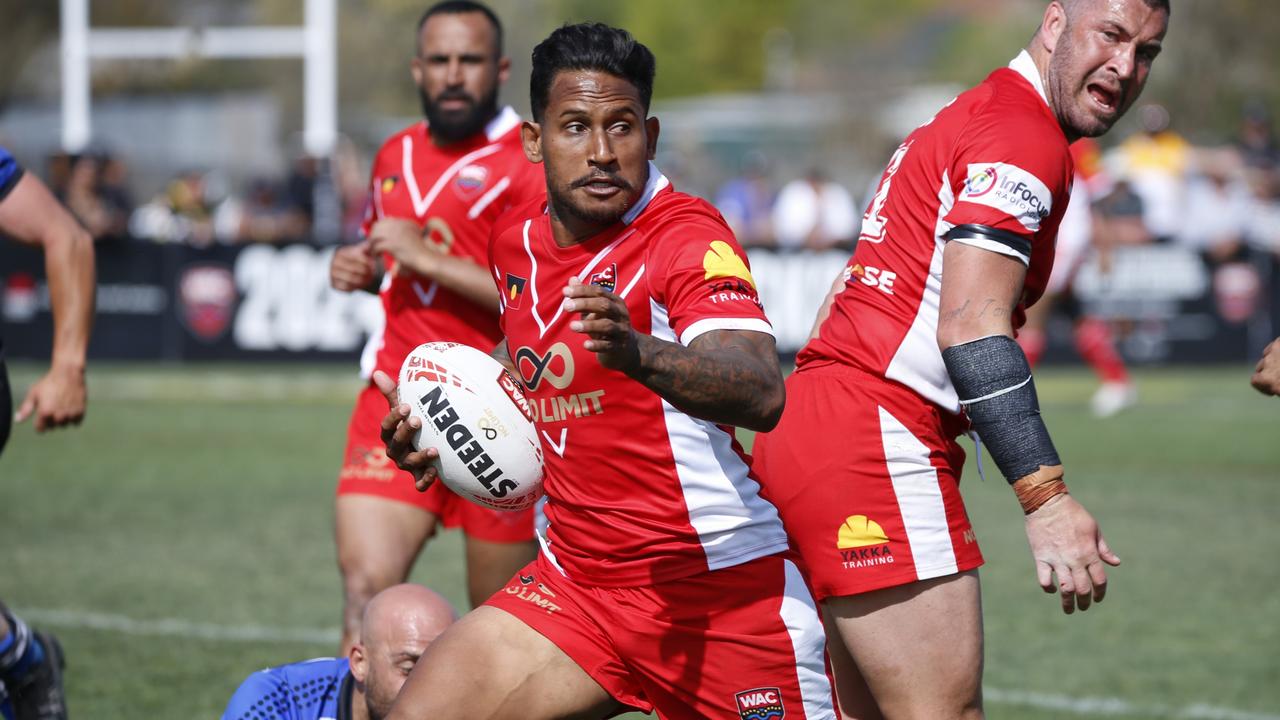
top-left (223, 585), bottom-right (455, 720)
top-left (0, 144), bottom-right (95, 720)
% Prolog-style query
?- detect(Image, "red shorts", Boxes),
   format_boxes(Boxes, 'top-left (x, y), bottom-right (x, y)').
top-left (336, 382), bottom-right (535, 544)
top-left (487, 552), bottom-right (834, 719)
top-left (753, 363), bottom-right (983, 601)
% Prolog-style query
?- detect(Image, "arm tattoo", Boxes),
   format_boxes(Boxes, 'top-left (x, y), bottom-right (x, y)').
top-left (490, 341), bottom-right (517, 376)
top-left (627, 329), bottom-right (784, 431)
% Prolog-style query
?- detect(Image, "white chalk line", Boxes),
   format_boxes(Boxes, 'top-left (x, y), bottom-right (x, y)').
top-left (15, 607), bottom-right (1279, 720)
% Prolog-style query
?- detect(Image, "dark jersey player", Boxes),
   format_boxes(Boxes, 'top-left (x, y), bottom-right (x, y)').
top-left (374, 23), bottom-right (834, 720)
top-left (222, 584), bottom-right (455, 720)
top-left (327, 0), bottom-right (544, 653)
top-left (753, 1), bottom-right (1169, 717)
top-left (0, 145), bottom-right (96, 720)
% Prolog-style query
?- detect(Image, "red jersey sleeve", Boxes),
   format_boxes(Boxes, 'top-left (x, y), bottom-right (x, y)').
top-left (942, 108), bottom-right (1072, 265)
top-left (647, 208), bottom-right (772, 346)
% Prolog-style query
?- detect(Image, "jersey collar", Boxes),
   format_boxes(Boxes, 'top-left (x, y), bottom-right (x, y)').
top-left (337, 670), bottom-right (355, 720)
top-left (485, 106), bottom-right (521, 142)
top-left (621, 161), bottom-right (671, 226)
top-left (1008, 50), bottom-right (1050, 107)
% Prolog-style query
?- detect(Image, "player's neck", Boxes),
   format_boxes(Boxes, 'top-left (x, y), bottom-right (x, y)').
top-left (1026, 44), bottom-right (1081, 144)
top-left (349, 688), bottom-right (370, 720)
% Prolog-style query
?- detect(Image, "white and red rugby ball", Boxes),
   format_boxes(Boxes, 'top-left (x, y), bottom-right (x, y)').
top-left (398, 342), bottom-right (544, 511)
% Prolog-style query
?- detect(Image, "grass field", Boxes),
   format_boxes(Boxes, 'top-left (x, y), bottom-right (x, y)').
top-left (1, 362), bottom-right (1277, 719)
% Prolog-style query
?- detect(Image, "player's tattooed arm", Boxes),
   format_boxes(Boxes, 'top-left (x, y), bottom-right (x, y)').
top-left (563, 279), bottom-right (784, 431)
top-left (936, 241), bottom-right (1025, 346)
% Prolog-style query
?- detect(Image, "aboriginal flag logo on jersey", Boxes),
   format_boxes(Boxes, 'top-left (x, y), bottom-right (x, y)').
top-left (588, 263), bottom-right (617, 292)
top-left (505, 273), bottom-right (528, 309)
top-left (735, 687), bottom-right (785, 720)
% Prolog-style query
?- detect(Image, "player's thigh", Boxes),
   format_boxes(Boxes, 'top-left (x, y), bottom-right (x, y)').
top-left (619, 555), bottom-right (835, 720)
top-left (334, 494), bottom-right (438, 583)
top-left (821, 608), bottom-right (884, 720)
top-left (388, 606), bottom-right (620, 720)
top-left (755, 367), bottom-right (981, 606)
top-left (825, 570), bottom-right (984, 720)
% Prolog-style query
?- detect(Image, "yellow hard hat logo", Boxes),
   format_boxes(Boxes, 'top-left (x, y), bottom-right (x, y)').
top-left (837, 515), bottom-right (889, 549)
top-left (703, 240), bottom-right (755, 289)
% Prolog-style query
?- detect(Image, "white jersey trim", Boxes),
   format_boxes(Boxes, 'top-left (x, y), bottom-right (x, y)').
top-left (950, 236), bottom-right (1031, 265)
top-left (622, 162), bottom-right (670, 225)
top-left (651, 299), bottom-right (790, 571)
top-left (485, 106), bottom-right (522, 142)
top-left (878, 406), bottom-right (960, 580)
top-left (884, 169), bottom-right (961, 412)
top-left (780, 559), bottom-right (838, 720)
top-left (1008, 50), bottom-right (1050, 107)
top-left (679, 317), bottom-right (774, 347)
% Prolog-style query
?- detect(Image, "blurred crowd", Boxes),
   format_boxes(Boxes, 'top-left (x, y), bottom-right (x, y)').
top-left (708, 102), bottom-right (1280, 266)
top-left (20, 102), bottom-right (1280, 265)
top-left (38, 140), bottom-right (370, 247)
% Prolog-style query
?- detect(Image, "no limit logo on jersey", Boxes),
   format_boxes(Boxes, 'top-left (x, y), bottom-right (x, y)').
top-left (505, 273), bottom-right (527, 309)
top-left (735, 687), bottom-right (785, 720)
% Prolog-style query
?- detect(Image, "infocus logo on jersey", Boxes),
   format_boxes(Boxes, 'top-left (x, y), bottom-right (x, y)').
top-left (959, 162), bottom-right (1053, 232)
top-left (703, 240), bottom-right (756, 289)
top-left (735, 687), bottom-right (785, 720)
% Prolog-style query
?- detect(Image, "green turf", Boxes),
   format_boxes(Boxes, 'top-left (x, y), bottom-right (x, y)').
top-left (1, 363), bottom-right (1276, 719)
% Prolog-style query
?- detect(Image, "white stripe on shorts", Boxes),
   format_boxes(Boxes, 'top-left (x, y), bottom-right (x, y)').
top-left (780, 559), bottom-right (836, 719)
top-left (877, 406), bottom-right (959, 579)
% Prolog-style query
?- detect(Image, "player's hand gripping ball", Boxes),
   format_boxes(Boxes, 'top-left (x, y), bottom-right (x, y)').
top-left (398, 342), bottom-right (544, 511)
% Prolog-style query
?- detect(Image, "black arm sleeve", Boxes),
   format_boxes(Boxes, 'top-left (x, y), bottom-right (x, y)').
top-left (942, 334), bottom-right (1060, 482)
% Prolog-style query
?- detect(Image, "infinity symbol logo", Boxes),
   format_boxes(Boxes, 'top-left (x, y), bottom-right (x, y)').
top-left (515, 342), bottom-right (575, 391)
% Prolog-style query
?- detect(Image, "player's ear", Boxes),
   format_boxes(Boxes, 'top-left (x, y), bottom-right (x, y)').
top-left (497, 55), bottom-right (511, 86)
top-left (410, 56), bottom-right (424, 87)
top-left (349, 643), bottom-right (368, 683)
top-left (1042, 1), bottom-right (1067, 54)
top-left (644, 117), bottom-right (660, 161)
top-left (522, 121), bottom-right (543, 163)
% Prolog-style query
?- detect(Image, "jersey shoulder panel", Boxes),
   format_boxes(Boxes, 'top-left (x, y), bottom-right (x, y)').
top-left (641, 191), bottom-right (770, 344)
top-left (944, 70), bottom-right (1072, 242)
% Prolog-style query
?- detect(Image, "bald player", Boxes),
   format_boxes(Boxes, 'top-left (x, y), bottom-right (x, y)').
top-left (222, 585), bottom-right (456, 720)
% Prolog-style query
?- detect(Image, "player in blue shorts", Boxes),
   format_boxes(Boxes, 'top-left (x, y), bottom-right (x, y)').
top-left (0, 145), bottom-right (95, 720)
top-left (223, 584), bottom-right (455, 720)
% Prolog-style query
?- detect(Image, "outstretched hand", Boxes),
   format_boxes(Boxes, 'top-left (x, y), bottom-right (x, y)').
top-left (15, 365), bottom-right (86, 432)
top-left (373, 370), bottom-right (440, 492)
top-left (1024, 493), bottom-right (1121, 614)
top-left (564, 277), bottom-right (641, 372)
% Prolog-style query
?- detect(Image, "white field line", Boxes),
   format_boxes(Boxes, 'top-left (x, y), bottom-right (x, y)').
top-left (15, 607), bottom-right (338, 645)
top-left (15, 607), bottom-right (1280, 720)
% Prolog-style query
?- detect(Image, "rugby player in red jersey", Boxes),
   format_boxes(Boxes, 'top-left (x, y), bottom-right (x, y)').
top-left (753, 1), bottom-right (1168, 717)
top-left (373, 22), bottom-right (835, 720)
top-left (328, 0), bottom-right (544, 653)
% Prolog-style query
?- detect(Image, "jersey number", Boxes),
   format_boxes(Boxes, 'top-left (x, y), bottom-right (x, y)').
top-left (858, 141), bottom-right (912, 244)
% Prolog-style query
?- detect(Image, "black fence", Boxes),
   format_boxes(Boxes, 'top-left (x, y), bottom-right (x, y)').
top-left (1, 241), bottom-right (1275, 363)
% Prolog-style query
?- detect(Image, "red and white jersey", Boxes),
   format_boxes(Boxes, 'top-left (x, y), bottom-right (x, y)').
top-left (800, 51), bottom-right (1073, 413)
top-left (361, 106), bottom-right (544, 376)
top-left (490, 164), bottom-right (789, 587)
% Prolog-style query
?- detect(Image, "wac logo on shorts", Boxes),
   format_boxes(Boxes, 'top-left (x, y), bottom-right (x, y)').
top-left (735, 687), bottom-right (785, 720)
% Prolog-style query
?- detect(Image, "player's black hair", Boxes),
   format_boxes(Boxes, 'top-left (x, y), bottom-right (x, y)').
top-left (416, 0), bottom-right (503, 57)
top-left (529, 23), bottom-right (656, 122)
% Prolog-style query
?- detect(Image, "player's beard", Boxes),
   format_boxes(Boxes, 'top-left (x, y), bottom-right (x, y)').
top-left (547, 169), bottom-right (639, 228)
top-left (420, 85), bottom-right (500, 145)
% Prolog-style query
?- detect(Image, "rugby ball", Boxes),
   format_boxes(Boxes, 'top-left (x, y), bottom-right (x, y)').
top-left (398, 342), bottom-right (544, 511)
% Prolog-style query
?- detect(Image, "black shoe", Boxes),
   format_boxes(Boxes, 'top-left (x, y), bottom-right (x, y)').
top-left (9, 632), bottom-right (66, 720)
